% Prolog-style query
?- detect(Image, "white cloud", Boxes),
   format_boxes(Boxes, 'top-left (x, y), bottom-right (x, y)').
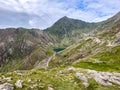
top-left (0, 0), bottom-right (120, 29)
top-left (29, 20), bottom-right (34, 26)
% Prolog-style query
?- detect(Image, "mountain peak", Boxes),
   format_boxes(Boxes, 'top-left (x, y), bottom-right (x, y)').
top-left (58, 16), bottom-right (70, 21)
top-left (54, 16), bottom-right (70, 24)
top-left (59, 16), bottom-right (69, 21)
top-left (62, 16), bottom-right (68, 19)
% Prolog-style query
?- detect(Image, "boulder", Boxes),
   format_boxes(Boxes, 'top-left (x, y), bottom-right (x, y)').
top-left (0, 83), bottom-right (14, 90)
top-left (87, 69), bottom-right (120, 86)
top-left (114, 38), bottom-right (120, 44)
top-left (94, 76), bottom-right (112, 86)
top-left (66, 66), bottom-right (76, 71)
top-left (15, 80), bottom-right (23, 88)
top-left (83, 82), bottom-right (89, 88)
top-left (48, 86), bottom-right (54, 90)
top-left (75, 73), bottom-right (88, 82)
top-left (75, 72), bottom-right (89, 88)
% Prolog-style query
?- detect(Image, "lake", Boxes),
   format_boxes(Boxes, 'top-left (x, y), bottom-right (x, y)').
top-left (53, 48), bottom-right (65, 52)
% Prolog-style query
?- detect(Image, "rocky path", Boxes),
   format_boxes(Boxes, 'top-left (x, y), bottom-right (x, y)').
top-left (46, 53), bottom-right (56, 68)
top-left (35, 53), bottom-right (56, 69)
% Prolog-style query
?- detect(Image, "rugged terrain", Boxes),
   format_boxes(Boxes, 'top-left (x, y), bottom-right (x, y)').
top-left (0, 12), bottom-right (120, 90)
top-left (0, 28), bottom-right (55, 71)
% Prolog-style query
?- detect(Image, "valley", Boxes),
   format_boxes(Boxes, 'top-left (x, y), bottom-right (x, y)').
top-left (0, 12), bottom-right (120, 90)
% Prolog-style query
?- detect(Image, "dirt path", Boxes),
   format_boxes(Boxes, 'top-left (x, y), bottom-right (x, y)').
top-left (35, 53), bottom-right (56, 69)
top-left (46, 53), bottom-right (56, 68)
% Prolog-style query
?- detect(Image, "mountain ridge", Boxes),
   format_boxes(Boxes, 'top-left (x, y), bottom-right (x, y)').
top-left (0, 11), bottom-right (120, 90)
top-left (0, 11), bottom-right (120, 71)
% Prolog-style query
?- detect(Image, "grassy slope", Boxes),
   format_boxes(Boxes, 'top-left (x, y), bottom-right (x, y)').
top-left (0, 68), bottom-right (119, 90)
top-left (0, 46), bottom-right (54, 72)
top-left (49, 23), bottom-right (120, 72)
top-left (73, 24), bottom-right (120, 72)
top-left (73, 45), bottom-right (120, 72)
top-left (0, 12), bottom-right (120, 90)
top-left (49, 38), bottom-right (105, 68)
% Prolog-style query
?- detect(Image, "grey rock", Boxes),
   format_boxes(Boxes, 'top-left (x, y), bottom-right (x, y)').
top-left (75, 73), bottom-right (88, 82)
top-left (15, 80), bottom-right (23, 88)
top-left (87, 69), bottom-right (120, 86)
top-left (83, 82), bottom-right (89, 88)
top-left (0, 83), bottom-right (14, 90)
top-left (114, 38), bottom-right (120, 44)
top-left (48, 86), bottom-right (54, 90)
top-left (75, 72), bottom-right (89, 88)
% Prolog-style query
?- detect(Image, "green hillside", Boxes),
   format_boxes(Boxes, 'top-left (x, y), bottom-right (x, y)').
top-left (0, 12), bottom-right (120, 90)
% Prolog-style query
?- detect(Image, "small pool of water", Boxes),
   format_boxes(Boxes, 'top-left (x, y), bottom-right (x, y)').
top-left (53, 48), bottom-right (65, 52)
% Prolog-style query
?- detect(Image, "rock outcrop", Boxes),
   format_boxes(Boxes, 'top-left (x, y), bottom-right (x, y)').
top-left (15, 80), bottom-right (23, 88)
top-left (0, 83), bottom-right (14, 90)
top-left (87, 70), bottom-right (120, 86)
top-left (48, 86), bottom-right (54, 90)
top-left (75, 72), bottom-right (89, 88)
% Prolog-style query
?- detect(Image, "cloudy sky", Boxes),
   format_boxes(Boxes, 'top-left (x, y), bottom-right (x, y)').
top-left (0, 0), bottom-right (120, 29)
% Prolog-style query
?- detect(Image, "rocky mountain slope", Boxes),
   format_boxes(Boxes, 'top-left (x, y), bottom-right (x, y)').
top-left (45, 12), bottom-right (120, 46)
top-left (44, 16), bottom-right (98, 46)
top-left (0, 28), bottom-right (55, 71)
top-left (49, 25), bottom-right (120, 71)
top-left (0, 12), bottom-right (120, 90)
top-left (45, 16), bottom-right (97, 36)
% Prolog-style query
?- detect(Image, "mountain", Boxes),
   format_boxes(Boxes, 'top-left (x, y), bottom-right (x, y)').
top-left (44, 16), bottom-right (98, 47)
top-left (45, 16), bottom-right (97, 36)
top-left (0, 12), bottom-right (120, 90)
top-left (44, 13), bottom-right (120, 47)
top-left (48, 12), bottom-right (120, 69)
top-left (45, 12), bottom-right (120, 37)
top-left (0, 12), bottom-right (120, 71)
top-left (0, 28), bottom-right (55, 71)
top-left (49, 25), bottom-right (120, 71)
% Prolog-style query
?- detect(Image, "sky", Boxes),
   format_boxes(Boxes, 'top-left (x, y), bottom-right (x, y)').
top-left (0, 0), bottom-right (120, 29)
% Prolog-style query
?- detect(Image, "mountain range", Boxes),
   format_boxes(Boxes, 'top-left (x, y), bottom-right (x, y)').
top-left (0, 12), bottom-right (120, 90)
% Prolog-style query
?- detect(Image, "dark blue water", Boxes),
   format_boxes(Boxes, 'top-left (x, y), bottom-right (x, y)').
top-left (53, 48), bottom-right (65, 52)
